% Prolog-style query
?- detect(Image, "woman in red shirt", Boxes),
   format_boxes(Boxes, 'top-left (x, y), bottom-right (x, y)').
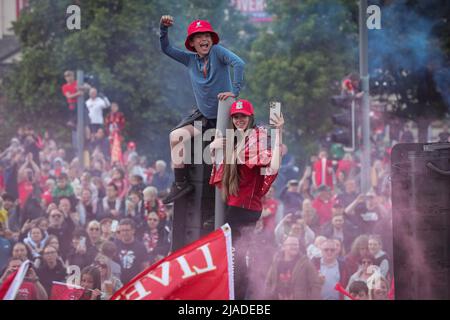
top-left (209, 99), bottom-right (284, 299)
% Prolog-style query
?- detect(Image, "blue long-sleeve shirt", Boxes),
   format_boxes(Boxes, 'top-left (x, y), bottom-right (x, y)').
top-left (160, 25), bottom-right (245, 119)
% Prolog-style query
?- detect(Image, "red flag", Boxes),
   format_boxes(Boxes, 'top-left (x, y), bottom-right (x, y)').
top-left (50, 282), bottom-right (86, 300)
top-left (111, 224), bottom-right (234, 300)
top-left (111, 131), bottom-right (123, 165)
top-left (388, 278), bottom-right (395, 300)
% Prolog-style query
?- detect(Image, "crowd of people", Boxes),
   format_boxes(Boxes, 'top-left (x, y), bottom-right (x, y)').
top-left (0, 116), bottom-right (395, 300)
top-left (0, 124), bottom-right (173, 300)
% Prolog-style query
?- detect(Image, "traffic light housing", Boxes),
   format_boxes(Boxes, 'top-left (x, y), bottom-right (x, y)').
top-left (330, 95), bottom-right (355, 148)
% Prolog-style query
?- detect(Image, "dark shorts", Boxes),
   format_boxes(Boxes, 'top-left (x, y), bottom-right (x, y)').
top-left (172, 107), bottom-right (217, 134)
top-left (225, 205), bottom-right (262, 240)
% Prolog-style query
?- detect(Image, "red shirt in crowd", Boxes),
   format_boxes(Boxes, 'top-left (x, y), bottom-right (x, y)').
top-left (15, 282), bottom-right (38, 300)
top-left (312, 197), bottom-right (335, 225)
top-left (61, 81), bottom-right (78, 109)
top-left (18, 180), bottom-right (34, 208)
top-left (261, 197), bottom-right (279, 233)
top-left (336, 159), bottom-right (357, 179)
top-left (105, 111), bottom-right (126, 136)
top-left (313, 158), bottom-right (334, 189)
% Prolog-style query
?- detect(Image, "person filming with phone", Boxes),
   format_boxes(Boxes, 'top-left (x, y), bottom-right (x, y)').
top-left (209, 99), bottom-right (284, 299)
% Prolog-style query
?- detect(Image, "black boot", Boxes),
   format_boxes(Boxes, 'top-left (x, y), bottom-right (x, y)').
top-left (162, 180), bottom-right (194, 204)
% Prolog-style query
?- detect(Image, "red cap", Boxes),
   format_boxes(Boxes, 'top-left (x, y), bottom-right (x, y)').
top-left (230, 99), bottom-right (254, 116)
top-left (185, 20), bottom-right (219, 52)
top-left (127, 141), bottom-right (136, 149)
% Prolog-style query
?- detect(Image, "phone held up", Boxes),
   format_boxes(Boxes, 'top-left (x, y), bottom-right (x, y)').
top-left (269, 101), bottom-right (281, 127)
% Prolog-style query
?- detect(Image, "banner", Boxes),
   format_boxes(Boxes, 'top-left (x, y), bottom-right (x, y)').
top-left (50, 282), bottom-right (85, 300)
top-left (111, 130), bottom-right (123, 165)
top-left (111, 224), bottom-right (234, 300)
top-left (0, 260), bottom-right (32, 300)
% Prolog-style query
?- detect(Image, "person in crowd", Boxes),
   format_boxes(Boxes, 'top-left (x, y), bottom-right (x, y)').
top-left (61, 70), bottom-right (89, 128)
top-left (66, 229), bottom-right (97, 269)
top-left (258, 187), bottom-right (279, 242)
top-left (320, 204), bottom-right (358, 253)
top-left (342, 234), bottom-right (370, 286)
top-left (0, 222), bottom-right (13, 270)
top-left (47, 208), bottom-right (75, 254)
top-left (274, 214), bottom-right (315, 248)
top-left (142, 186), bottom-right (166, 222)
top-left (79, 265), bottom-right (102, 300)
top-left (160, 15), bottom-right (245, 204)
top-left (124, 190), bottom-right (145, 232)
top-left (367, 272), bottom-right (390, 300)
top-left (300, 199), bottom-right (320, 234)
top-left (265, 236), bottom-right (321, 300)
top-left (368, 234), bottom-right (391, 279)
top-left (297, 166), bottom-right (314, 201)
top-left (141, 211), bottom-right (170, 264)
top-left (151, 160), bottom-right (171, 192)
top-left (52, 173), bottom-right (76, 208)
top-left (17, 152), bottom-right (41, 210)
top-left (348, 280), bottom-right (369, 300)
top-left (23, 226), bottom-right (47, 260)
top-left (86, 220), bottom-right (104, 251)
top-left (77, 188), bottom-right (97, 225)
top-left (344, 189), bottom-right (388, 234)
top-left (312, 150), bottom-right (334, 190)
top-left (93, 253), bottom-right (123, 300)
top-left (345, 255), bottom-right (377, 296)
top-left (11, 242), bottom-right (30, 261)
top-left (307, 235), bottom-right (326, 260)
top-left (312, 185), bottom-right (335, 226)
top-left (36, 244), bottom-right (67, 296)
top-left (85, 87), bottom-right (110, 134)
top-left (311, 238), bottom-right (347, 300)
top-left (100, 241), bottom-right (121, 280)
top-left (336, 178), bottom-right (358, 209)
top-left (128, 175), bottom-right (147, 195)
top-left (97, 183), bottom-right (125, 220)
top-left (114, 219), bottom-right (148, 284)
top-left (279, 180), bottom-right (303, 216)
top-left (209, 99), bottom-right (283, 300)
top-left (0, 258), bottom-right (48, 300)
top-left (59, 197), bottom-right (81, 228)
top-left (90, 128), bottom-right (111, 161)
top-left (99, 218), bottom-right (115, 242)
top-left (104, 102), bottom-right (126, 143)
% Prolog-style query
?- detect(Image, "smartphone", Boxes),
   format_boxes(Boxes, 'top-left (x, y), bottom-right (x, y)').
top-left (269, 101), bottom-right (281, 126)
top-left (111, 220), bottom-right (118, 232)
top-left (79, 237), bottom-right (86, 250)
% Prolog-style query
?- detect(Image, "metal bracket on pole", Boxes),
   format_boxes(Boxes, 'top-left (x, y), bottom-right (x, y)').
top-left (76, 70), bottom-right (85, 170)
top-left (214, 98), bottom-right (233, 229)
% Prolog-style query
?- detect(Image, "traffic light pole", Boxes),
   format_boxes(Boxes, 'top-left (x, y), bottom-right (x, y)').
top-left (76, 70), bottom-right (85, 170)
top-left (351, 99), bottom-right (356, 151)
top-left (359, 0), bottom-right (371, 193)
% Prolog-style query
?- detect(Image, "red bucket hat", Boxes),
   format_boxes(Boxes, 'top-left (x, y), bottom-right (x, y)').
top-left (230, 99), bottom-right (254, 116)
top-left (185, 20), bottom-right (220, 52)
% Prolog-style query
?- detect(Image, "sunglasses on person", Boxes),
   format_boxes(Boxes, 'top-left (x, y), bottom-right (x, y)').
top-left (361, 260), bottom-right (372, 265)
top-left (89, 227), bottom-right (100, 231)
top-left (51, 214), bottom-right (62, 218)
top-left (323, 248), bottom-right (336, 252)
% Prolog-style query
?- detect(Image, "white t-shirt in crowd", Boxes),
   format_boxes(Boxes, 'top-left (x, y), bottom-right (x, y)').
top-left (86, 96), bottom-right (110, 125)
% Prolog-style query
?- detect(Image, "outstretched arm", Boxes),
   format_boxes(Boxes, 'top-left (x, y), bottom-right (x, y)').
top-left (160, 15), bottom-right (191, 67)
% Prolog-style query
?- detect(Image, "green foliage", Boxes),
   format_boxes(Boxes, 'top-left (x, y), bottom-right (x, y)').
top-left (247, 0), bottom-right (358, 163)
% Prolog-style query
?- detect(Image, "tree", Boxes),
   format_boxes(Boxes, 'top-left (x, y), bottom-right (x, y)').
top-left (2, 0), bottom-right (252, 162)
top-left (246, 0), bottom-right (358, 164)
